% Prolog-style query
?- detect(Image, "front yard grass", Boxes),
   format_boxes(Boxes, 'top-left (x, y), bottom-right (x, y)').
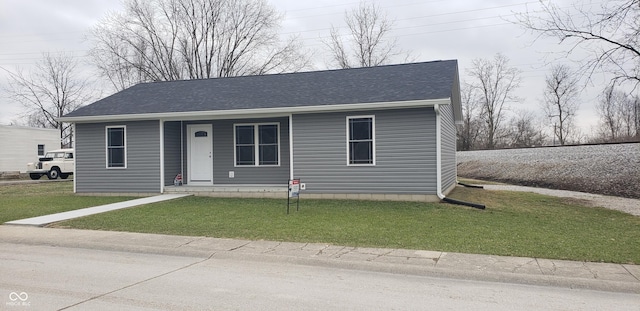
top-left (52, 186), bottom-right (640, 264)
top-left (0, 182), bottom-right (136, 223)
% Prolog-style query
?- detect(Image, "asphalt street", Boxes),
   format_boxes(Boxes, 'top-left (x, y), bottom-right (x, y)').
top-left (2, 242), bottom-right (638, 311)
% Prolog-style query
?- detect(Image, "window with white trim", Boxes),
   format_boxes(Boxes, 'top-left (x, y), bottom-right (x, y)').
top-left (347, 116), bottom-right (375, 165)
top-left (37, 144), bottom-right (45, 156)
top-left (234, 123), bottom-right (279, 166)
top-left (106, 126), bottom-right (126, 168)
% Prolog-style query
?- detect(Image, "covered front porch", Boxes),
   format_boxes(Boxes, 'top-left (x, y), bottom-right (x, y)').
top-left (161, 116), bottom-right (292, 192)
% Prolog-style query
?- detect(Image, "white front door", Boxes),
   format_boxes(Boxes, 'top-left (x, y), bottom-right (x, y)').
top-left (187, 124), bottom-right (213, 185)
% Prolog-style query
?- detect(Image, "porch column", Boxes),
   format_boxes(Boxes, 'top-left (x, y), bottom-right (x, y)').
top-left (159, 119), bottom-right (165, 193)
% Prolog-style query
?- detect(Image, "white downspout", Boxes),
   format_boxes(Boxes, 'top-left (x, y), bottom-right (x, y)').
top-left (434, 104), bottom-right (486, 209)
top-left (289, 114), bottom-right (294, 181)
top-left (434, 104), bottom-right (445, 200)
top-left (72, 123), bottom-right (77, 194)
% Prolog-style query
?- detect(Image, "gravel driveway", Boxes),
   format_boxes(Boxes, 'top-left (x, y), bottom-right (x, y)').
top-left (457, 143), bottom-right (640, 200)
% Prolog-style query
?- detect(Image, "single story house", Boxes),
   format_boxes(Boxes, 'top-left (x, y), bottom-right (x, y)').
top-left (0, 125), bottom-right (60, 173)
top-left (59, 60), bottom-right (462, 201)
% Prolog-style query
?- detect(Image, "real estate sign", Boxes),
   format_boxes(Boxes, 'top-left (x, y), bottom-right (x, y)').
top-left (288, 179), bottom-right (300, 198)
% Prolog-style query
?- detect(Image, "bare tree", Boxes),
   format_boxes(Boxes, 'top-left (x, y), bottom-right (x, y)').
top-left (467, 53), bottom-right (521, 149)
top-left (542, 64), bottom-right (580, 145)
top-left (325, 1), bottom-right (407, 69)
top-left (89, 0), bottom-right (310, 91)
top-left (596, 86), bottom-right (640, 141)
top-left (506, 110), bottom-right (547, 148)
top-left (633, 95), bottom-right (640, 138)
top-left (621, 94), bottom-right (640, 138)
top-left (2, 53), bottom-right (93, 147)
top-left (514, 0), bottom-right (640, 89)
top-left (457, 82), bottom-right (483, 150)
top-left (598, 86), bottom-right (623, 140)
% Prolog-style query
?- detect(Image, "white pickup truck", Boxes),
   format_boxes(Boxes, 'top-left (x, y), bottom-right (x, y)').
top-left (26, 148), bottom-right (74, 180)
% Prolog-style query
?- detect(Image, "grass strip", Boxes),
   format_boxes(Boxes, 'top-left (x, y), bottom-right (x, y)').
top-left (0, 182), bottom-right (136, 223)
top-left (56, 187), bottom-right (640, 264)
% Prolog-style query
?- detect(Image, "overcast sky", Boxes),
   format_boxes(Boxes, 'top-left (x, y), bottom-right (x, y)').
top-left (0, 0), bottom-right (615, 136)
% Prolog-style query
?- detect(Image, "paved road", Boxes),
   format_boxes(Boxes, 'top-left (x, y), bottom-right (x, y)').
top-left (2, 243), bottom-right (638, 311)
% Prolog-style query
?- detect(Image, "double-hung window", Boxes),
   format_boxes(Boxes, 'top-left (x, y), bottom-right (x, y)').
top-left (234, 123), bottom-right (279, 166)
top-left (347, 116), bottom-right (375, 165)
top-left (106, 126), bottom-right (126, 168)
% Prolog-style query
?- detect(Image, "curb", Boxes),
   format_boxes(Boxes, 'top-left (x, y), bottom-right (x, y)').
top-left (1, 226), bottom-right (638, 294)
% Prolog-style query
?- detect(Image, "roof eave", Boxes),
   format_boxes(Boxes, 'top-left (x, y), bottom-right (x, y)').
top-left (450, 62), bottom-right (463, 123)
top-left (58, 98), bottom-right (452, 123)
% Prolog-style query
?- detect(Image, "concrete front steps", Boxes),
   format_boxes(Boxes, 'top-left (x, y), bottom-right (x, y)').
top-left (164, 185), bottom-right (442, 202)
top-left (164, 184), bottom-right (288, 198)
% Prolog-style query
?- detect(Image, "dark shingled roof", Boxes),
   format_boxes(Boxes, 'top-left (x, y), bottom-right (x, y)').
top-left (65, 60), bottom-right (459, 118)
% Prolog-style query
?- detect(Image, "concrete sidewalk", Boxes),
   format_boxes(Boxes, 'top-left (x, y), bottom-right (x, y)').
top-left (0, 226), bottom-right (637, 294)
top-left (4, 194), bottom-right (191, 226)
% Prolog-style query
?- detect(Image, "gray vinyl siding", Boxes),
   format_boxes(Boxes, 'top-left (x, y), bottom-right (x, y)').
top-left (179, 118), bottom-right (289, 185)
top-left (440, 104), bottom-right (457, 192)
top-left (292, 108), bottom-right (437, 194)
top-left (75, 121), bottom-right (161, 193)
top-left (164, 121), bottom-right (182, 185)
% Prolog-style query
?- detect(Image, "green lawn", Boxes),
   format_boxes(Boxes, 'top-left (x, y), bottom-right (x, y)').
top-left (53, 186), bottom-right (640, 264)
top-left (0, 181), bottom-right (136, 223)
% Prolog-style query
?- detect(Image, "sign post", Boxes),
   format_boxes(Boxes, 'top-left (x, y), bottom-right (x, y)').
top-left (287, 179), bottom-right (300, 214)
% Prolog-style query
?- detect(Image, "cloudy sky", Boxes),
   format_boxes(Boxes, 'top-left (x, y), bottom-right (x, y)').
top-left (0, 0), bottom-right (612, 135)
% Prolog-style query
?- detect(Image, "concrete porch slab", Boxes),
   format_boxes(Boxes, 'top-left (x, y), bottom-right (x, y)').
top-left (165, 184), bottom-right (287, 192)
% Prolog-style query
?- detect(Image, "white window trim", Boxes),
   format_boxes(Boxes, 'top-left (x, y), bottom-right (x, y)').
top-left (346, 115), bottom-right (376, 166)
top-left (105, 125), bottom-right (127, 169)
top-left (233, 122), bottom-right (281, 167)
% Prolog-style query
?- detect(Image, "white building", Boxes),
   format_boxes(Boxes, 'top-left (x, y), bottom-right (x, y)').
top-left (0, 125), bottom-right (60, 173)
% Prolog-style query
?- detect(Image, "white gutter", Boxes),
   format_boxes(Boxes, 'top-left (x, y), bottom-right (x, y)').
top-left (434, 104), bottom-right (445, 200)
top-left (58, 98), bottom-right (452, 123)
